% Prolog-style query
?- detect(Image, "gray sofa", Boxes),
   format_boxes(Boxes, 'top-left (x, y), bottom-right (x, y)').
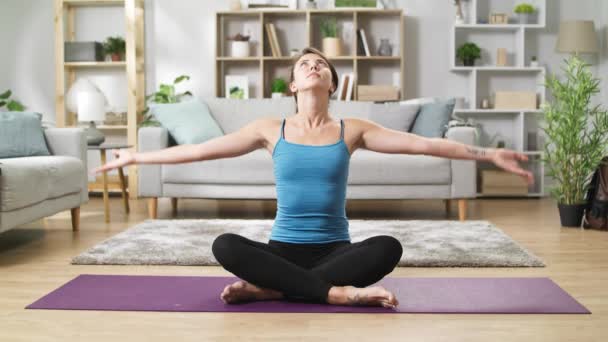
top-left (138, 98), bottom-right (476, 220)
top-left (0, 128), bottom-right (88, 233)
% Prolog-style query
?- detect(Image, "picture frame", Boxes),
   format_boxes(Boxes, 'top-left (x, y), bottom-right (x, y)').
top-left (225, 75), bottom-right (249, 99)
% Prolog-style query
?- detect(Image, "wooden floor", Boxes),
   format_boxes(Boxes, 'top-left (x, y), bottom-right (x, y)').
top-left (1, 196), bottom-right (607, 341)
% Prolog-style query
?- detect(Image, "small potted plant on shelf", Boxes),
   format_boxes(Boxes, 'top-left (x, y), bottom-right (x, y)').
top-left (541, 55), bottom-right (608, 227)
top-left (514, 3), bottom-right (535, 24)
top-left (456, 42), bottom-right (481, 66)
top-left (103, 36), bottom-right (126, 61)
top-left (0, 89), bottom-right (25, 111)
top-left (227, 32), bottom-right (250, 58)
top-left (321, 16), bottom-right (341, 57)
top-left (271, 78), bottom-right (287, 99)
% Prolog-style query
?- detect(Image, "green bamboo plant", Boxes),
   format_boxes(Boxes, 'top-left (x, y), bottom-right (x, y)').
top-left (542, 55), bottom-right (608, 205)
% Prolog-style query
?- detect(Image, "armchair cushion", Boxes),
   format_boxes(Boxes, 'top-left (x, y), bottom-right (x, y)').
top-left (0, 112), bottom-right (50, 158)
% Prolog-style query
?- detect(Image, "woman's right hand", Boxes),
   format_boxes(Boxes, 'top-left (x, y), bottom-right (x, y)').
top-left (91, 149), bottom-right (136, 175)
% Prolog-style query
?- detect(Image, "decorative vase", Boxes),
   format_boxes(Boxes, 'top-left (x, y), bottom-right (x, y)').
top-left (305, 0), bottom-right (317, 9)
top-left (271, 92), bottom-right (283, 99)
top-left (231, 41), bottom-right (250, 57)
top-left (558, 203), bottom-right (586, 227)
top-left (377, 38), bottom-right (392, 56)
top-left (322, 37), bottom-right (342, 57)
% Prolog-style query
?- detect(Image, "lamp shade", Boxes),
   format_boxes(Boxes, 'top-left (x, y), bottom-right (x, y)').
top-left (556, 20), bottom-right (599, 54)
top-left (77, 91), bottom-right (106, 122)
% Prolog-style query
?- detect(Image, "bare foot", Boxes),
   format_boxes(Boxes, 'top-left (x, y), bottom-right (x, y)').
top-left (220, 280), bottom-right (284, 304)
top-left (328, 285), bottom-right (399, 309)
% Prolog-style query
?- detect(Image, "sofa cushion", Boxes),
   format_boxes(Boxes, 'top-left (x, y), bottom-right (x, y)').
top-left (0, 156), bottom-right (84, 212)
top-left (348, 150), bottom-right (451, 185)
top-left (410, 98), bottom-right (456, 138)
top-left (162, 149), bottom-right (450, 186)
top-left (162, 149), bottom-right (275, 184)
top-left (150, 99), bottom-right (224, 144)
top-left (368, 103), bottom-right (420, 132)
top-left (0, 112), bottom-right (50, 158)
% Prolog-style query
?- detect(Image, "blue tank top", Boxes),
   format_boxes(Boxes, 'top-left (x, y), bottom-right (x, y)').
top-left (270, 118), bottom-right (351, 244)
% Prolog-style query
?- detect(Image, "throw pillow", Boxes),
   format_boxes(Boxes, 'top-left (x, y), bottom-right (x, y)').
top-left (150, 99), bottom-right (224, 145)
top-left (368, 103), bottom-right (420, 132)
top-left (410, 98), bottom-right (456, 138)
top-left (0, 112), bottom-right (50, 158)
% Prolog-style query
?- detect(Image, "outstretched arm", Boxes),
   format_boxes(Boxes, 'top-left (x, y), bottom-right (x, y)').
top-left (92, 118), bottom-right (266, 174)
top-left (357, 118), bottom-right (534, 185)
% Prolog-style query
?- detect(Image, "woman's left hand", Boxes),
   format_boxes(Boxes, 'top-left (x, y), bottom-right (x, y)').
top-left (491, 149), bottom-right (534, 185)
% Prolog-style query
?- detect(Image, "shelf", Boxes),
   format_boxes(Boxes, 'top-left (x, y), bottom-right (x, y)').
top-left (63, 0), bottom-right (124, 7)
top-left (98, 125), bottom-right (127, 130)
top-left (64, 61), bottom-right (126, 68)
top-left (455, 24), bottom-right (545, 29)
top-left (451, 66), bottom-right (545, 72)
top-left (216, 57), bottom-right (261, 61)
top-left (454, 109), bottom-right (541, 114)
top-left (217, 9), bottom-right (402, 15)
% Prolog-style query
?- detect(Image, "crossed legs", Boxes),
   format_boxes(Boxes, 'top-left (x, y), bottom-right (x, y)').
top-left (211, 233), bottom-right (403, 307)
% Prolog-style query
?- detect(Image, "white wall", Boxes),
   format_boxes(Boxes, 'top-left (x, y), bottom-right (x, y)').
top-left (1, 0), bottom-right (606, 123)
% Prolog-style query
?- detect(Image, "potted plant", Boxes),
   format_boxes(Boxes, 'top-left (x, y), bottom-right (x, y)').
top-left (456, 42), bottom-right (481, 66)
top-left (227, 33), bottom-right (250, 58)
top-left (0, 90), bottom-right (25, 111)
top-left (139, 75), bottom-right (192, 127)
top-left (530, 55), bottom-right (539, 67)
top-left (321, 16), bottom-right (341, 57)
top-left (271, 78), bottom-right (287, 99)
top-left (514, 3), bottom-right (535, 24)
top-left (542, 55), bottom-right (608, 227)
top-left (103, 36), bottom-right (126, 61)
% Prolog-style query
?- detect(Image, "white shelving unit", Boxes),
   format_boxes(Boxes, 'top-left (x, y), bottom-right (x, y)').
top-left (449, 0), bottom-right (546, 197)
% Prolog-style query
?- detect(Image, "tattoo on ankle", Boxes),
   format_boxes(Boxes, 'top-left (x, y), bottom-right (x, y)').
top-left (466, 146), bottom-right (486, 159)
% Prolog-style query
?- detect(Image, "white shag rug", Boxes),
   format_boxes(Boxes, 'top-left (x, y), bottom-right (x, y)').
top-left (72, 219), bottom-right (545, 267)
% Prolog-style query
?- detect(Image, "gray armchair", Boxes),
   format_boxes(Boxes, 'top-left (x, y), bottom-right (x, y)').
top-left (0, 128), bottom-right (88, 233)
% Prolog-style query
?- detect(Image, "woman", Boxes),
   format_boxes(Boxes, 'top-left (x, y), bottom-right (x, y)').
top-left (94, 47), bottom-right (533, 309)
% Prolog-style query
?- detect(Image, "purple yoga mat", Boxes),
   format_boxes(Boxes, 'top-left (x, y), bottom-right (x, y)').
top-left (26, 275), bottom-right (590, 314)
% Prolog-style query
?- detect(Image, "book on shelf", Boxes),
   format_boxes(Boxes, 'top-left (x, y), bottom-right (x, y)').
top-left (357, 29), bottom-right (371, 57)
top-left (270, 23), bottom-right (282, 57)
top-left (336, 73), bottom-right (347, 100)
top-left (345, 72), bottom-right (355, 101)
top-left (265, 24), bottom-right (278, 56)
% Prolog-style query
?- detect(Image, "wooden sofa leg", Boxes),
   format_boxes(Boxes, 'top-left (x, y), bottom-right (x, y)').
top-left (70, 207), bottom-right (80, 232)
top-left (458, 199), bottom-right (467, 221)
top-left (148, 197), bottom-right (158, 219)
top-left (171, 198), bottom-right (178, 217)
top-left (445, 199), bottom-right (451, 216)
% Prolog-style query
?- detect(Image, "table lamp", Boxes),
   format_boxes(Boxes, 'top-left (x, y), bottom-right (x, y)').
top-left (77, 91), bottom-right (106, 145)
top-left (556, 20), bottom-right (599, 55)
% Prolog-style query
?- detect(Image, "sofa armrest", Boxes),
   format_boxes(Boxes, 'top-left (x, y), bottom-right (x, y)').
top-left (138, 126), bottom-right (169, 197)
top-left (445, 126), bottom-right (477, 198)
top-left (44, 128), bottom-right (88, 203)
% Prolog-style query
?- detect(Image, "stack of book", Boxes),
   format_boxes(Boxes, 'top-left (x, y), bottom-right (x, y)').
top-left (264, 23), bottom-right (282, 57)
top-left (481, 170), bottom-right (529, 195)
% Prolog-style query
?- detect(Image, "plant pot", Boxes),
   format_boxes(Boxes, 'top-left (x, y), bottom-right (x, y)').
top-left (322, 37), bottom-right (342, 57)
top-left (557, 203), bottom-right (586, 227)
top-left (462, 58), bottom-right (475, 66)
top-left (271, 92), bottom-right (283, 99)
top-left (111, 53), bottom-right (122, 61)
top-left (517, 13), bottom-right (530, 24)
top-left (231, 41), bottom-right (250, 58)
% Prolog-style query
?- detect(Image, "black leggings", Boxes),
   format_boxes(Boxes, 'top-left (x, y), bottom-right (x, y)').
top-left (211, 233), bottom-right (403, 303)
